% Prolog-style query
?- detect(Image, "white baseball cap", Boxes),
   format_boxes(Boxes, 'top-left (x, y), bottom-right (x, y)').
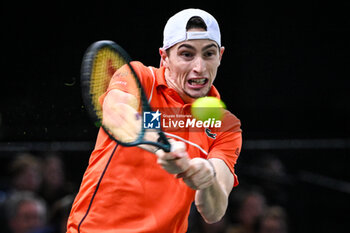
top-left (162, 9), bottom-right (221, 50)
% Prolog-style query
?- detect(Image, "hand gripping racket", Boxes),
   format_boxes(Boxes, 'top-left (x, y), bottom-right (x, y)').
top-left (81, 40), bottom-right (171, 152)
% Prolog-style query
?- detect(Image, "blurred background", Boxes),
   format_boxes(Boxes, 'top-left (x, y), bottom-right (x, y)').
top-left (1, 1), bottom-right (349, 233)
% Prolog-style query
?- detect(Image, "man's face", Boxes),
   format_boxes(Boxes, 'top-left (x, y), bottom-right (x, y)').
top-left (10, 201), bottom-right (45, 233)
top-left (161, 30), bottom-right (224, 102)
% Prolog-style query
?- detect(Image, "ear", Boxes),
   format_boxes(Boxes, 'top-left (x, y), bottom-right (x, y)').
top-left (219, 46), bottom-right (225, 61)
top-left (217, 46), bottom-right (225, 66)
top-left (159, 48), bottom-right (169, 67)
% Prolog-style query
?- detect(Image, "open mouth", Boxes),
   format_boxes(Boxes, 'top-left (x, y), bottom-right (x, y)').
top-left (187, 78), bottom-right (209, 88)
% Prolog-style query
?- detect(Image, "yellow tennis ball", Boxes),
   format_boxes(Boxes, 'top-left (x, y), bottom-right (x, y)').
top-left (191, 97), bottom-right (226, 121)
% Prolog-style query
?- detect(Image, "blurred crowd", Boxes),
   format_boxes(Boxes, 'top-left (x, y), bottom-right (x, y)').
top-left (0, 151), bottom-right (290, 233)
top-left (0, 152), bottom-right (75, 233)
top-left (188, 153), bottom-right (291, 233)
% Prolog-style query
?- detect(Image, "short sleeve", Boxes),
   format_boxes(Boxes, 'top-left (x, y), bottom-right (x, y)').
top-left (208, 112), bottom-right (242, 187)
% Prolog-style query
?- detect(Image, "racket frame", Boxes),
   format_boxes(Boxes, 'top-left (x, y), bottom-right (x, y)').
top-left (81, 40), bottom-right (171, 152)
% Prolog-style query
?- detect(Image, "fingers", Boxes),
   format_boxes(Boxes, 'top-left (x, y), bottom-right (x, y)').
top-left (155, 139), bottom-right (190, 174)
top-left (155, 139), bottom-right (187, 159)
top-left (176, 158), bottom-right (215, 190)
top-left (154, 139), bottom-right (215, 190)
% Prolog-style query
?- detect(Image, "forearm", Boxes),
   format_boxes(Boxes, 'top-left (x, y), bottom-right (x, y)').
top-left (194, 177), bottom-right (229, 223)
top-left (194, 158), bottom-right (234, 223)
top-left (156, 149), bottom-right (233, 223)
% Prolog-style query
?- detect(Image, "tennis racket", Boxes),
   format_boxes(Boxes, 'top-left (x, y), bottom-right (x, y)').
top-left (80, 40), bottom-right (171, 152)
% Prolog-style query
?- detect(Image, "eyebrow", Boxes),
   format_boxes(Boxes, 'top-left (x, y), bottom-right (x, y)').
top-left (177, 43), bottom-right (218, 51)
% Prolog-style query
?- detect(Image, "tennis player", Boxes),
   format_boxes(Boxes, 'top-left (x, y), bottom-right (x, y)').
top-left (67, 8), bottom-right (242, 233)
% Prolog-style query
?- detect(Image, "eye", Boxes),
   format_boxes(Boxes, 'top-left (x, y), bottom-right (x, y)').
top-left (204, 50), bottom-right (216, 58)
top-left (181, 51), bottom-right (193, 58)
top-left (179, 51), bottom-right (195, 60)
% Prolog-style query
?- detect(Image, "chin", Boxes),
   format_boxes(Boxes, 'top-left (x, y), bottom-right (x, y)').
top-left (186, 90), bottom-right (210, 99)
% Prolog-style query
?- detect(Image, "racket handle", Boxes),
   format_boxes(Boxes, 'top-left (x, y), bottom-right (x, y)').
top-left (157, 134), bottom-right (171, 152)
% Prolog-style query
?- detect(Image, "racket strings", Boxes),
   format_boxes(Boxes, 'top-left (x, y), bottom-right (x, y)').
top-left (90, 48), bottom-right (126, 119)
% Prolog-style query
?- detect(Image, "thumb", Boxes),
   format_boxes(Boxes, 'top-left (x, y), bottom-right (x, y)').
top-left (155, 139), bottom-right (188, 160)
top-left (170, 140), bottom-right (187, 158)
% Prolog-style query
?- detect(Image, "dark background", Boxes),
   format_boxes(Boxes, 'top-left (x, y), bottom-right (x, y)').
top-left (1, 1), bottom-right (349, 233)
top-left (1, 1), bottom-right (349, 141)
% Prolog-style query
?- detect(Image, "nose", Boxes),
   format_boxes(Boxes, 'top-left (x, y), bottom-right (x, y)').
top-left (193, 57), bottom-right (206, 74)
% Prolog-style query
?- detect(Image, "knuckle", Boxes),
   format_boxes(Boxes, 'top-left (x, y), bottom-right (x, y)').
top-left (157, 159), bottom-right (164, 166)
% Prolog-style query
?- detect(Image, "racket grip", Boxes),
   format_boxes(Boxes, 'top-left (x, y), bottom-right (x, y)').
top-left (157, 134), bottom-right (171, 152)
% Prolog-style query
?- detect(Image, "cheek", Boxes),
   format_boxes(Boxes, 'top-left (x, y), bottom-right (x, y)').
top-left (169, 62), bottom-right (190, 82)
top-left (211, 71), bottom-right (218, 84)
top-left (207, 64), bottom-right (219, 81)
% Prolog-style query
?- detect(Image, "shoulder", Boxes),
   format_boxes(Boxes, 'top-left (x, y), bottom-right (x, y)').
top-left (130, 61), bottom-right (153, 77)
top-left (130, 62), bottom-right (158, 83)
top-left (129, 62), bottom-right (160, 99)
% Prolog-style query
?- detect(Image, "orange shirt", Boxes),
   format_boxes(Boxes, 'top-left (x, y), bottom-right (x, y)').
top-left (67, 62), bottom-right (242, 233)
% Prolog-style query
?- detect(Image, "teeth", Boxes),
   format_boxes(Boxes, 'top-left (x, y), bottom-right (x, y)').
top-left (189, 79), bottom-right (206, 85)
